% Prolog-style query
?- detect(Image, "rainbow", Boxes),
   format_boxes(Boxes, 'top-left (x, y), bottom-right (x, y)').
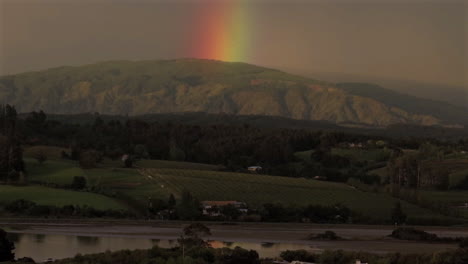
top-left (191, 0), bottom-right (251, 62)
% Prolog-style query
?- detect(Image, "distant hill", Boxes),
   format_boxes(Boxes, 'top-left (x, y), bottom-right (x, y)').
top-left (1, 59), bottom-right (467, 127)
top-left (336, 83), bottom-right (467, 126)
top-left (288, 70), bottom-right (467, 109)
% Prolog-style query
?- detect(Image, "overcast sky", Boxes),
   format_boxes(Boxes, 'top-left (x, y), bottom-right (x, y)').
top-left (0, 0), bottom-right (466, 88)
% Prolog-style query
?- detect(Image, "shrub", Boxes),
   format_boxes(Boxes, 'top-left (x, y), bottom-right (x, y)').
top-left (307, 230), bottom-right (341, 240)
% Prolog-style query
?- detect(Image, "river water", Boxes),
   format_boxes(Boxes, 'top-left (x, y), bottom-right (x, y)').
top-left (7, 232), bottom-right (313, 261)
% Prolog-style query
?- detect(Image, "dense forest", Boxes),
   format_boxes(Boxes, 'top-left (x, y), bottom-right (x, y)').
top-left (0, 105), bottom-right (24, 182)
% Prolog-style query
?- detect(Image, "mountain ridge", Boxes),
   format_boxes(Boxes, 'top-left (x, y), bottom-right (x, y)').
top-left (1, 58), bottom-right (466, 127)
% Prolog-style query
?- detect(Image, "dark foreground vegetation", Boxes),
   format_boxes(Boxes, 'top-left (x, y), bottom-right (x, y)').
top-left (45, 248), bottom-right (468, 264)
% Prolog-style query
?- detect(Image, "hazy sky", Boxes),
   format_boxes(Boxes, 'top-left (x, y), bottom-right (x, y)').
top-left (0, 0), bottom-right (466, 87)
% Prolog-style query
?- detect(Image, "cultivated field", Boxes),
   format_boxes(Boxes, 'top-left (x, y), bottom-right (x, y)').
top-left (136, 159), bottom-right (223, 171)
top-left (142, 168), bottom-right (452, 222)
top-left (25, 158), bottom-right (85, 185)
top-left (16, 152), bottom-right (468, 223)
top-left (331, 148), bottom-right (391, 162)
top-left (0, 185), bottom-right (126, 210)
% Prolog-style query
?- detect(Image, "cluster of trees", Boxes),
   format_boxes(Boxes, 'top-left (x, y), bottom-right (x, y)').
top-left (13, 109), bottom-right (467, 185)
top-left (390, 227), bottom-right (468, 245)
top-left (0, 199), bottom-right (133, 218)
top-left (0, 105), bottom-right (24, 182)
top-left (387, 142), bottom-right (453, 191)
top-left (259, 203), bottom-right (355, 223)
top-left (17, 110), bottom-right (383, 177)
top-left (50, 245), bottom-right (260, 264)
top-left (147, 190), bottom-right (357, 223)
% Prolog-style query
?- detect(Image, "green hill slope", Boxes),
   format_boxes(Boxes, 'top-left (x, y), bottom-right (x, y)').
top-left (1, 59), bottom-right (466, 127)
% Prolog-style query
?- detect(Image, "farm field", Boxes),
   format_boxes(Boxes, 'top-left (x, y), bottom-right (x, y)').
top-left (370, 160), bottom-right (468, 188)
top-left (15, 154), bottom-right (468, 223)
top-left (23, 145), bottom-right (68, 160)
top-left (331, 148), bottom-right (391, 162)
top-left (419, 190), bottom-right (468, 205)
top-left (25, 158), bottom-right (85, 185)
top-left (85, 168), bottom-right (171, 204)
top-left (136, 159), bottom-right (223, 171)
top-left (143, 168), bottom-right (454, 222)
top-left (0, 185), bottom-right (126, 210)
top-left (294, 150), bottom-right (314, 162)
top-left (295, 147), bottom-right (390, 164)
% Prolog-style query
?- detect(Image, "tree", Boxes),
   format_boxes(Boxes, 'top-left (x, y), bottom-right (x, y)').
top-left (183, 223), bottom-right (211, 239)
top-left (122, 154), bottom-right (133, 168)
top-left (179, 223), bottom-right (212, 252)
top-left (34, 150), bottom-right (47, 164)
top-left (221, 204), bottom-right (241, 220)
top-left (388, 153), bottom-right (420, 188)
top-left (169, 140), bottom-right (186, 161)
top-left (134, 144), bottom-right (149, 159)
top-left (215, 247), bottom-right (260, 264)
top-left (391, 201), bottom-right (407, 225)
top-left (0, 228), bottom-right (14, 261)
top-left (71, 176), bottom-right (87, 190)
top-left (79, 151), bottom-right (99, 169)
top-left (176, 190), bottom-right (201, 220)
top-left (0, 105), bottom-right (24, 182)
top-left (168, 194), bottom-right (176, 209)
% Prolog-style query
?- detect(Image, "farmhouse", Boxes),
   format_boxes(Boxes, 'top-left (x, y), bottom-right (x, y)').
top-left (348, 142), bottom-right (364, 148)
top-left (201, 200), bottom-right (247, 217)
top-left (248, 166), bottom-right (262, 172)
top-left (313, 175), bottom-right (327, 181)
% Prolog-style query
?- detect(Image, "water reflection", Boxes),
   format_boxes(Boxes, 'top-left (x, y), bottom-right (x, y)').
top-left (223, 241), bottom-right (234, 247)
top-left (6, 232), bottom-right (22, 243)
top-left (77, 236), bottom-right (100, 246)
top-left (34, 234), bottom-right (45, 243)
top-left (261, 242), bottom-right (275, 248)
top-left (11, 232), bottom-right (311, 261)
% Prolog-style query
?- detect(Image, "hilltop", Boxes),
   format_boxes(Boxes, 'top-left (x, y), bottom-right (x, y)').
top-left (1, 59), bottom-right (466, 127)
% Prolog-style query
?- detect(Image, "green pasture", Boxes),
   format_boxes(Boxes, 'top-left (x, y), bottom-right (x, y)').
top-left (25, 158), bottom-right (85, 186)
top-left (331, 148), bottom-right (391, 162)
top-left (136, 159), bottom-right (223, 171)
top-left (144, 168), bottom-right (450, 221)
top-left (0, 185), bottom-right (126, 210)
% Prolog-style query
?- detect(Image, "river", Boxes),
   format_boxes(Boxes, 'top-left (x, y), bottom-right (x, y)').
top-left (1, 221), bottom-right (461, 261)
top-left (7, 232), bottom-right (314, 261)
